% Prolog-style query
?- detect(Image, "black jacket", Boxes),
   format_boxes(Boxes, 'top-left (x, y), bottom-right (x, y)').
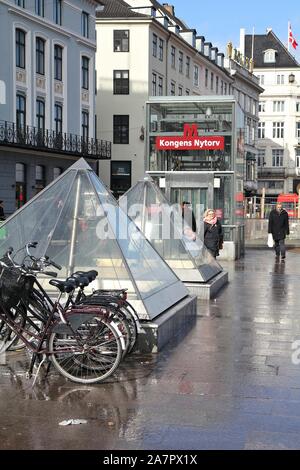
top-left (182, 206), bottom-right (197, 233)
top-left (0, 206), bottom-right (5, 221)
top-left (268, 209), bottom-right (290, 240)
top-left (204, 220), bottom-right (223, 256)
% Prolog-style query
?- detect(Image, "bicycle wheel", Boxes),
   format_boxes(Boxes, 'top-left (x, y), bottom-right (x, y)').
top-left (48, 314), bottom-right (122, 384)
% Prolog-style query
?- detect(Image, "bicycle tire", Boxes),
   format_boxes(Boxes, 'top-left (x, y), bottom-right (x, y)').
top-left (48, 314), bottom-right (122, 384)
top-left (0, 305), bottom-right (27, 354)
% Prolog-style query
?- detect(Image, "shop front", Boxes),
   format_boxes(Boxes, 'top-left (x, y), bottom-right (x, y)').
top-left (146, 96), bottom-right (245, 260)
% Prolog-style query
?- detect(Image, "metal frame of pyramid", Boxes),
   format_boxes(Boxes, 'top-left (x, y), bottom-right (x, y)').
top-left (120, 175), bottom-right (223, 283)
top-left (0, 159), bottom-right (189, 320)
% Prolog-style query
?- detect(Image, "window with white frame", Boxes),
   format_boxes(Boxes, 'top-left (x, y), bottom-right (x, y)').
top-left (296, 149), bottom-right (300, 168)
top-left (259, 101), bottom-right (265, 113)
top-left (264, 49), bottom-right (276, 63)
top-left (171, 46), bottom-right (176, 68)
top-left (273, 122), bottom-right (284, 139)
top-left (158, 76), bottom-right (163, 96)
top-left (186, 56), bottom-right (190, 78)
top-left (257, 74), bottom-right (265, 85)
top-left (276, 74), bottom-right (284, 85)
top-left (257, 149), bottom-right (265, 167)
top-left (297, 102), bottom-right (300, 113)
top-left (81, 12), bottom-right (89, 38)
top-left (273, 101), bottom-right (285, 112)
top-left (211, 72), bottom-right (214, 91)
top-left (152, 33), bottom-right (157, 58)
top-left (194, 65), bottom-right (199, 87)
top-left (178, 86), bottom-right (183, 96)
top-left (272, 149), bottom-right (284, 167)
top-left (170, 81), bottom-right (175, 96)
top-left (152, 73), bottom-right (157, 96)
top-left (258, 122), bottom-right (265, 139)
top-left (216, 76), bottom-right (219, 94)
top-left (159, 38), bottom-right (164, 61)
top-left (296, 122), bottom-right (300, 138)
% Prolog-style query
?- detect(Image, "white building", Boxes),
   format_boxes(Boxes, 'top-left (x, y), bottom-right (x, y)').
top-left (0, 0), bottom-right (110, 215)
top-left (96, 0), bottom-right (236, 197)
top-left (241, 28), bottom-right (300, 197)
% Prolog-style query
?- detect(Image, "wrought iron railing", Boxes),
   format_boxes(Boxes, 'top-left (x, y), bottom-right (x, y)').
top-left (0, 120), bottom-right (111, 160)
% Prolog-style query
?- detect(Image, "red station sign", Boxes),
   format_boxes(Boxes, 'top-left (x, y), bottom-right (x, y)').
top-left (155, 124), bottom-right (225, 151)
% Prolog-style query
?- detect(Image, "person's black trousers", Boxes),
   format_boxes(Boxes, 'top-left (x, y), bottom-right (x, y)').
top-left (274, 239), bottom-right (286, 257)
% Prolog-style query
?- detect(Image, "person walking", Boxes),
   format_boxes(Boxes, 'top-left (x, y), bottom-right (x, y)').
top-left (268, 202), bottom-right (290, 260)
top-left (181, 201), bottom-right (197, 233)
top-left (0, 200), bottom-right (5, 221)
top-left (203, 209), bottom-right (223, 258)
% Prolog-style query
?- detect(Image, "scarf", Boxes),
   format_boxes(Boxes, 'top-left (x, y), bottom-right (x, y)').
top-left (204, 216), bottom-right (218, 225)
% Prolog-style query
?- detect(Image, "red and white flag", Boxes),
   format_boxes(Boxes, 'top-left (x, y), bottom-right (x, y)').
top-left (289, 24), bottom-right (298, 50)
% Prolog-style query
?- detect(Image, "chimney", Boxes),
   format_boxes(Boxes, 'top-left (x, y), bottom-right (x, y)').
top-left (163, 3), bottom-right (175, 16)
top-left (196, 36), bottom-right (205, 54)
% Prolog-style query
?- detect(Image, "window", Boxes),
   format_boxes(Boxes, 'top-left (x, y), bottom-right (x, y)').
top-left (16, 29), bottom-right (25, 69)
top-left (216, 76), bottom-right (219, 94)
top-left (170, 81), bottom-right (175, 96)
top-left (205, 69), bottom-right (208, 88)
top-left (114, 30), bottom-right (129, 52)
top-left (35, 0), bottom-right (44, 16)
top-left (54, 45), bottom-right (62, 81)
top-left (159, 38), bottom-right (164, 61)
top-left (82, 56), bottom-right (89, 90)
top-left (171, 46), bottom-right (176, 68)
top-left (152, 33), bottom-right (157, 57)
top-left (158, 76), bottom-right (163, 96)
top-left (273, 122), bottom-right (284, 139)
top-left (186, 56), bottom-right (190, 78)
top-left (15, 0), bottom-right (25, 7)
top-left (297, 102), bottom-right (300, 113)
top-left (36, 38), bottom-right (45, 75)
top-left (221, 80), bottom-right (224, 95)
top-left (257, 74), bottom-right (265, 85)
top-left (264, 50), bottom-right (276, 63)
top-left (35, 165), bottom-right (45, 193)
top-left (186, 89), bottom-right (190, 96)
top-left (277, 74), bottom-right (284, 85)
top-left (179, 51), bottom-right (183, 73)
top-left (211, 72), bottom-right (214, 91)
top-left (258, 122), bottom-right (265, 139)
top-left (273, 101), bottom-right (285, 112)
top-left (224, 83), bottom-right (227, 95)
top-left (113, 115), bottom-right (129, 144)
top-left (296, 149), bottom-right (300, 168)
top-left (36, 99), bottom-right (45, 133)
top-left (16, 163), bottom-right (26, 210)
top-left (178, 86), bottom-right (183, 96)
top-left (16, 94), bottom-right (26, 129)
top-left (54, 103), bottom-right (63, 134)
top-left (53, 167), bottom-right (62, 179)
top-left (81, 12), bottom-right (89, 38)
top-left (259, 101), bottom-right (265, 113)
top-left (114, 70), bottom-right (129, 95)
top-left (54, 0), bottom-right (62, 25)
top-left (194, 65), bottom-right (199, 87)
top-left (151, 73), bottom-right (157, 96)
top-left (296, 122), bottom-right (300, 138)
top-left (257, 149), bottom-right (265, 167)
top-left (272, 149), bottom-right (284, 167)
top-left (111, 161), bottom-right (131, 198)
top-left (82, 110), bottom-right (89, 141)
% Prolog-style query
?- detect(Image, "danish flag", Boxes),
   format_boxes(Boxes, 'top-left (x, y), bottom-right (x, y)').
top-left (289, 24), bottom-right (298, 50)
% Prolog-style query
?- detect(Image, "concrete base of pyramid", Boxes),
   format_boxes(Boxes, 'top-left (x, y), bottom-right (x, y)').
top-left (185, 270), bottom-right (229, 300)
top-left (136, 295), bottom-right (197, 354)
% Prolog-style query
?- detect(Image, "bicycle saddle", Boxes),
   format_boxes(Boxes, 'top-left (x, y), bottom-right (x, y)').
top-left (69, 273), bottom-right (90, 288)
top-left (49, 279), bottom-right (76, 294)
top-left (73, 270), bottom-right (98, 282)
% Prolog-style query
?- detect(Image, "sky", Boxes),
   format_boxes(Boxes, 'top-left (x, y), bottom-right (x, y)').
top-left (170, 0), bottom-right (300, 61)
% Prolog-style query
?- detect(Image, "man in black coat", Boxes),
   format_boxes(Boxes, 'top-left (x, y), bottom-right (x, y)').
top-left (268, 202), bottom-right (289, 259)
top-left (181, 201), bottom-right (197, 233)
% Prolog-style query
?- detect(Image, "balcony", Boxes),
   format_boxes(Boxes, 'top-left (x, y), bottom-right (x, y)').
top-left (257, 167), bottom-right (285, 179)
top-left (0, 120), bottom-right (111, 160)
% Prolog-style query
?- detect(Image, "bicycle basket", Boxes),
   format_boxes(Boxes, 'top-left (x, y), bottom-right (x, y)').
top-left (0, 263), bottom-right (33, 310)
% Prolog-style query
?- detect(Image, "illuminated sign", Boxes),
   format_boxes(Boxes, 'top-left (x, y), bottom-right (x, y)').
top-left (155, 124), bottom-right (225, 151)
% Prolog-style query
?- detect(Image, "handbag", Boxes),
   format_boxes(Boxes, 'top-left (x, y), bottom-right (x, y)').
top-left (267, 233), bottom-right (274, 248)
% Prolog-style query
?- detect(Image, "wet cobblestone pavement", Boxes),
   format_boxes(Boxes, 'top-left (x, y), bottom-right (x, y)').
top-left (1, 249), bottom-right (300, 450)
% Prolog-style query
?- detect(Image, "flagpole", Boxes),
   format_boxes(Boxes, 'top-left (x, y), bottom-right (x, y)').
top-left (288, 21), bottom-right (290, 52)
top-left (252, 27), bottom-right (255, 60)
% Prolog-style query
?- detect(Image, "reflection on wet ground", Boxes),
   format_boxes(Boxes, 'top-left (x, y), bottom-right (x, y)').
top-left (2, 249), bottom-right (300, 450)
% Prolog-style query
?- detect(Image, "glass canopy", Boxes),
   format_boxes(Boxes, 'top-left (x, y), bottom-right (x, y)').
top-left (0, 159), bottom-right (188, 320)
top-left (119, 176), bottom-right (222, 283)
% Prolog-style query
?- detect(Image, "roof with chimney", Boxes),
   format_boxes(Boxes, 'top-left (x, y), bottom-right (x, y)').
top-left (96, 0), bottom-right (148, 18)
top-left (245, 30), bottom-right (300, 68)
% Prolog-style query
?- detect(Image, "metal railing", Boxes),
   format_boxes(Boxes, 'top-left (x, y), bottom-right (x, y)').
top-left (0, 120), bottom-right (111, 160)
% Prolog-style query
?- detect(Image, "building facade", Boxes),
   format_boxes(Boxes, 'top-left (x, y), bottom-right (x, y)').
top-left (0, 0), bottom-right (111, 216)
top-left (96, 0), bottom-right (236, 197)
top-left (242, 29), bottom-right (300, 198)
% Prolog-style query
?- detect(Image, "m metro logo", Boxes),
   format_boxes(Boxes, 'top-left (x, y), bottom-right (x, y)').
top-left (155, 124), bottom-right (225, 151)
